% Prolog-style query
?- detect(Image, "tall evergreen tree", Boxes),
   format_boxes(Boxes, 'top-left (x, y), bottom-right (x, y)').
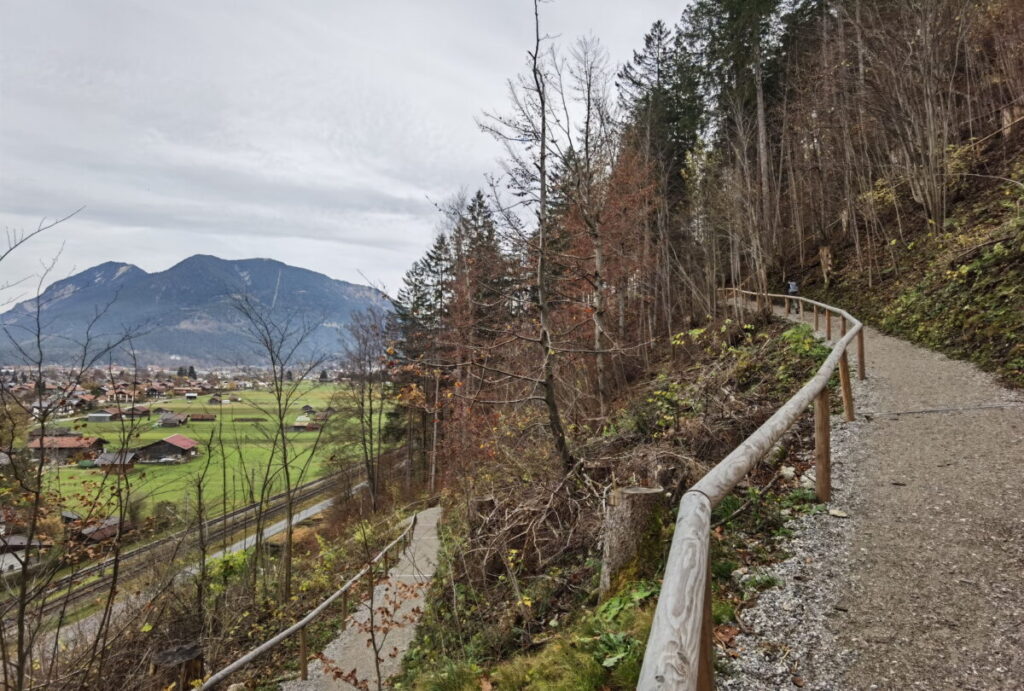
top-left (617, 20), bottom-right (705, 204)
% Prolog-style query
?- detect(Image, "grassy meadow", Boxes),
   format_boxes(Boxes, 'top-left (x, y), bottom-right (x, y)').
top-left (47, 383), bottom-right (361, 521)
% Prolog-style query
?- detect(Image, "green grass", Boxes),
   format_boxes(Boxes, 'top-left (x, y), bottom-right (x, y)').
top-left (47, 383), bottom-right (360, 520)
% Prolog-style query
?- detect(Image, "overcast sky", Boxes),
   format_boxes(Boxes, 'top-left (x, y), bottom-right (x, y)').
top-left (1, 0), bottom-right (684, 301)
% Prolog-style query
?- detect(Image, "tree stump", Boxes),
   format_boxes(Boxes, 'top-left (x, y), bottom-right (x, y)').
top-left (599, 486), bottom-right (665, 601)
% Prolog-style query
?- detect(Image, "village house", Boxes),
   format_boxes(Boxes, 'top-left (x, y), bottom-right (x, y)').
top-left (111, 388), bottom-right (135, 403)
top-left (77, 516), bottom-right (132, 543)
top-left (27, 435), bottom-right (106, 462)
top-left (137, 434), bottom-right (199, 462)
top-left (122, 405), bottom-right (151, 419)
top-left (95, 450), bottom-right (137, 474)
top-left (159, 412), bottom-right (190, 427)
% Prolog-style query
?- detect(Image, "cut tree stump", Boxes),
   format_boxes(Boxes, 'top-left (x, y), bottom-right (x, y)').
top-left (600, 486), bottom-right (665, 601)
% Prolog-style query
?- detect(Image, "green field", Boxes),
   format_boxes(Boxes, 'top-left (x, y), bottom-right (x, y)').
top-left (48, 383), bottom-right (358, 520)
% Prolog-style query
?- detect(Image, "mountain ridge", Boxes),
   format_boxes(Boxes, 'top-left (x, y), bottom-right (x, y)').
top-left (0, 255), bottom-right (388, 365)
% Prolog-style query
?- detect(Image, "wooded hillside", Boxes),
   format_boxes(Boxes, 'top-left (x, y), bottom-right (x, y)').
top-left (389, 0), bottom-right (1023, 687)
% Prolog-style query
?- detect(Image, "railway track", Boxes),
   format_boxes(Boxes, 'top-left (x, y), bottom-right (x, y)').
top-left (3, 464), bottom-right (368, 621)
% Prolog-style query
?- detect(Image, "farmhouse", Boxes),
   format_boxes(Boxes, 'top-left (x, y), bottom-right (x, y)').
top-left (138, 434), bottom-right (199, 461)
top-left (95, 451), bottom-right (137, 474)
top-left (68, 394), bottom-right (96, 411)
top-left (185, 392), bottom-right (198, 401)
top-left (27, 436), bottom-right (106, 462)
top-left (78, 516), bottom-right (132, 543)
top-left (87, 411), bottom-right (114, 423)
top-left (159, 412), bottom-right (190, 427)
top-left (123, 405), bottom-right (151, 419)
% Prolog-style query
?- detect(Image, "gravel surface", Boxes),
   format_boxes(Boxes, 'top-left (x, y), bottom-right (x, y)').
top-left (721, 316), bottom-right (1024, 690)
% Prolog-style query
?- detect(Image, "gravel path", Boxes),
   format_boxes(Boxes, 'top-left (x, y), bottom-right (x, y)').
top-left (280, 506), bottom-right (441, 691)
top-left (722, 310), bottom-right (1024, 690)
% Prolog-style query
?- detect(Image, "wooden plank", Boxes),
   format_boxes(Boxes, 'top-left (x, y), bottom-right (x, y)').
top-left (814, 305), bottom-right (819, 331)
top-left (299, 627), bottom-right (308, 680)
top-left (841, 316), bottom-right (847, 337)
top-left (839, 351), bottom-right (855, 421)
top-left (857, 328), bottom-right (866, 380)
top-left (826, 310), bottom-right (832, 340)
top-left (815, 389), bottom-right (831, 502)
top-left (637, 492), bottom-right (711, 689)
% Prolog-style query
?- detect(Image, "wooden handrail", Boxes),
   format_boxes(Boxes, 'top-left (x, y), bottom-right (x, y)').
top-left (199, 514), bottom-right (419, 689)
top-left (638, 289), bottom-right (864, 689)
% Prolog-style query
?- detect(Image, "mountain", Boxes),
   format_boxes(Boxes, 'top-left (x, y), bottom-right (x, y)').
top-left (0, 255), bottom-right (389, 365)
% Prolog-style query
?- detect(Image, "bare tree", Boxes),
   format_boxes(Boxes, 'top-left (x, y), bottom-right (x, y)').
top-left (232, 294), bottom-right (328, 600)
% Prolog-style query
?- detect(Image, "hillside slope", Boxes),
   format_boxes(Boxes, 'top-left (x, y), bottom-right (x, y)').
top-left (801, 143), bottom-right (1024, 388)
top-left (0, 255), bottom-right (387, 365)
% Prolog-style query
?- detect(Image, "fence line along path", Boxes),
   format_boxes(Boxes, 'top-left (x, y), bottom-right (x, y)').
top-left (639, 289), bottom-right (863, 689)
top-left (640, 289), bottom-right (1024, 690)
top-left (281, 505), bottom-right (441, 691)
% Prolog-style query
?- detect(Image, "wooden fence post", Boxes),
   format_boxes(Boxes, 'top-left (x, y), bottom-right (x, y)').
top-left (841, 316), bottom-right (847, 337)
top-left (813, 305), bottom-right (819, 331)
top-left (697, 565), bottom-right (714, 691)
top-left (799, 301), bottom-right (804, 319)
top-left (814, 389), bottom-right (831, 502)
top-left (341, 591), bottom-right (348, 631)
top-left (299, 628), bottom-right (308, 680)
top-left (857, 329), bottom-right (866, 380)
top-left (839, 352), bottom-right (855, 422)
top-left (825, 311), bottom-right (832, 340)
top-left (784, 297), bottom-right (790, 315)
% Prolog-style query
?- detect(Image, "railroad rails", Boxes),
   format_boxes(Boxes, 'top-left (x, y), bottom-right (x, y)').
top-left (2, 464), bottom-right (366, 622)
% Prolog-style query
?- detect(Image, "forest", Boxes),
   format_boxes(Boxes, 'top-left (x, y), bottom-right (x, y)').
top-left (0, 0), bottom-right (1020, 688)
top-left (388, 0), bottom-right (1022, 687)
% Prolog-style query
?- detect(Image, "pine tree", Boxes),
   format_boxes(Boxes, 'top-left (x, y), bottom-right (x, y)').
top-left (617, 20), bottom-right (705, 204)
top-left (393, 232), bottom-right (454, 359)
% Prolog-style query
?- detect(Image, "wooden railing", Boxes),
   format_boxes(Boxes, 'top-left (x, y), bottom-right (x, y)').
top-left (199, 514), bottom-right (419, 689)
top-left (638, 289), bottom-right (865, 690)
